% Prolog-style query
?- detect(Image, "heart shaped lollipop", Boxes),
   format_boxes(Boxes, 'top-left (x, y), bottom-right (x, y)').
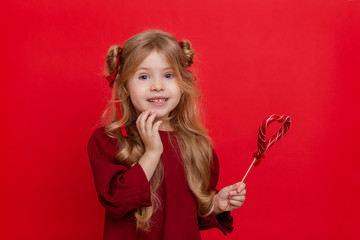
top-left (253, 114), bottom-right (291, 166)
top-left (225, 114), bottom-right (291, 211)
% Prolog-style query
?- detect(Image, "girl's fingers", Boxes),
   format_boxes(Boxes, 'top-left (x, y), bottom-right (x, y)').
top-left (230, 182), bottom-right (242, 191)
top-left (233, 189), bottom-right (246, 196)
top-left (153, 120), bottom-right (163, 133)
top-left (236, 183), bottom-right (246, 193)
top-left (229, 188), bottom-right (246, 197)
top-left (136, 111), bottom-right (144, 130)
top-left (137, 110), bottom-right (151, 135)
top-left (230, 195), bottom-right (246, 201)
top-left (228, 199), bottom-right (244, 208)
top-left (135, 111), bottom-right (143, 125)
top-left (228, 182), bottom-right (245, 194)
top-left (145, 111), bottom-right (157, 135)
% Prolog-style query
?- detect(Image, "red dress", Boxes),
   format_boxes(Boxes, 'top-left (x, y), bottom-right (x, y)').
top-left (87, 127), bottom-right (233, 239)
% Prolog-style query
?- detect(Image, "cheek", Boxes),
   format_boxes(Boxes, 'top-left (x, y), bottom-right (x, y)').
top-left (127, 83), bottom-right (143, 101)
top-left (127, 88), bottom-right (144, 110)
top-left (129, 93), bottom-right (143, 107)
top-left (172, 90), bottom-right (182, 109)
top-left (176, 89), bottom-right (182, 100)
top-left (176, 89), bottom-right (183, 102)
top-left (171, 82), bottom-right (182, 97)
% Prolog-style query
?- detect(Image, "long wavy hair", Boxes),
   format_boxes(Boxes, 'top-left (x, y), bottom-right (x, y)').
top-left (101, 29), bottom-right (215, 232)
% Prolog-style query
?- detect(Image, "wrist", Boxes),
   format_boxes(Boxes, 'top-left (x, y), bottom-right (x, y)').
top-left (144, 150), bottom-right (161, 160)
top-left (213, 194), bottom-right (223, 215)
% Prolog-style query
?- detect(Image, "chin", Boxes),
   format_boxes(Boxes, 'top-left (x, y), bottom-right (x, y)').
top-left (154, 112), bottom-right (170, 119)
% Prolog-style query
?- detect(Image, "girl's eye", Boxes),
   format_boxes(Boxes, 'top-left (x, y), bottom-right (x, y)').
top-left (165, 73), bottom-right (174, 79)
top-left (139, 75), bottom-right (149, 80)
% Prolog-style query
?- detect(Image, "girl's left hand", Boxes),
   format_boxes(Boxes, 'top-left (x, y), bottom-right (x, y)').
top-left (213, 182), bottom-right (246, 214)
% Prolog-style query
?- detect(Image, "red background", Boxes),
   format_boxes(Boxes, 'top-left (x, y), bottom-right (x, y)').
top-left (1, 0), bottom-right (359, 239)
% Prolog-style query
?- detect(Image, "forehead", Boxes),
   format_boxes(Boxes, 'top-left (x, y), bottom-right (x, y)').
top-left (135, 51), bottom-right (172, 70)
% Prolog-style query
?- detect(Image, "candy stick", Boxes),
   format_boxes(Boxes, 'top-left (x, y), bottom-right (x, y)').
top-left (224, 114), bottom-right (291, 212)
top-left (241, 157), bottom-right (257, 183)
top-left (224, 157), bottom-right (256, 211)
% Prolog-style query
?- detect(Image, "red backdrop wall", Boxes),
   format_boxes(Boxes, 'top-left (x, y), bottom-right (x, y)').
top-left (1, 0), bottom-right (359, 239)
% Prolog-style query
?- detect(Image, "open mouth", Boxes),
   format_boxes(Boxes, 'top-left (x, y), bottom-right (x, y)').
top-left (147, 98), bottom-right (168, 103)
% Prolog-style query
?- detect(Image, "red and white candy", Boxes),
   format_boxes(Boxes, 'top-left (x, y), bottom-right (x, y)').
top-left (254, 114), bottom-right (291, 166)
top-left (225, 114), bottom-right (291, 211)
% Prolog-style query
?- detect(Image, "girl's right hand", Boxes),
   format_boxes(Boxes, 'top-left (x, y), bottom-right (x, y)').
top-left (136, 109), bottom-right (163, 156)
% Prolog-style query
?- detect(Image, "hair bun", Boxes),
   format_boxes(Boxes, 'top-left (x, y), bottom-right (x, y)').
top-left (179, 40), bottom-right (195, 67)
top-left (105, 45), bottom-right (121, 75)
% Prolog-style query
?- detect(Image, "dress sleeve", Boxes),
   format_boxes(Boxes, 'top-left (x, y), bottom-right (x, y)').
top-left (87, 127), bottom-right (151, 218)
top-left (198, 149), bottom-right (234, 235)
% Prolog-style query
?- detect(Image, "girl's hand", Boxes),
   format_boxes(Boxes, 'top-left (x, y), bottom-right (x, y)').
top-left (136, 109), bottom-right (163, 156)
top-left (213, 182), bottom-right (246, 214)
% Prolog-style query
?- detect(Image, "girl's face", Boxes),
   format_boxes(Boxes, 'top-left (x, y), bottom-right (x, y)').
top-left (127, 51), bottom-right (182, 126)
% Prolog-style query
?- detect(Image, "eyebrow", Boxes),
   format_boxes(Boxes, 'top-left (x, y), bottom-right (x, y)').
top-left (135, 67), bottom-right (173, 72)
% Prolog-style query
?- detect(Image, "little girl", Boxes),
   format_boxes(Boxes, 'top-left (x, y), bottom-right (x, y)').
top-left (87, 29), bottom-right (246, 240)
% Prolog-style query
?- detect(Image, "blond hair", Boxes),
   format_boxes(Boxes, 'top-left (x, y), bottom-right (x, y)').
top-left (101, 29), bottom-right (215, 232)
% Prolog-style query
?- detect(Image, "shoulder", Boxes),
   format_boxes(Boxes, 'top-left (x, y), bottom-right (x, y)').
top-left (88, 126), bottom-right (107, 142)
top-left (88, 126), bottom-right (108, 145)
top-left (87, 127), bottom-right (119, 160)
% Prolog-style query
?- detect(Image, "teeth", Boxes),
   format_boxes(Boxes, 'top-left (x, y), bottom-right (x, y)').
top-left (149, 99), bottom-right (166, 103)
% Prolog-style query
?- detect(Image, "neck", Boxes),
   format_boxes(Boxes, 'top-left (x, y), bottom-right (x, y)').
top-left (158, 120), bottom-right (173, 131)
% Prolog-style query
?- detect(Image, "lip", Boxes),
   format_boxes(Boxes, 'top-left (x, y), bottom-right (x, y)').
top-left (147, 96), bottom-right (169, 101)
top-left (147, 96), bottom-right (169, 107)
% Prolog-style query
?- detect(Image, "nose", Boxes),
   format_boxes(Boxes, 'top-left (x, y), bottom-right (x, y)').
top-left (150, 76), bottom-right (165, 91)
